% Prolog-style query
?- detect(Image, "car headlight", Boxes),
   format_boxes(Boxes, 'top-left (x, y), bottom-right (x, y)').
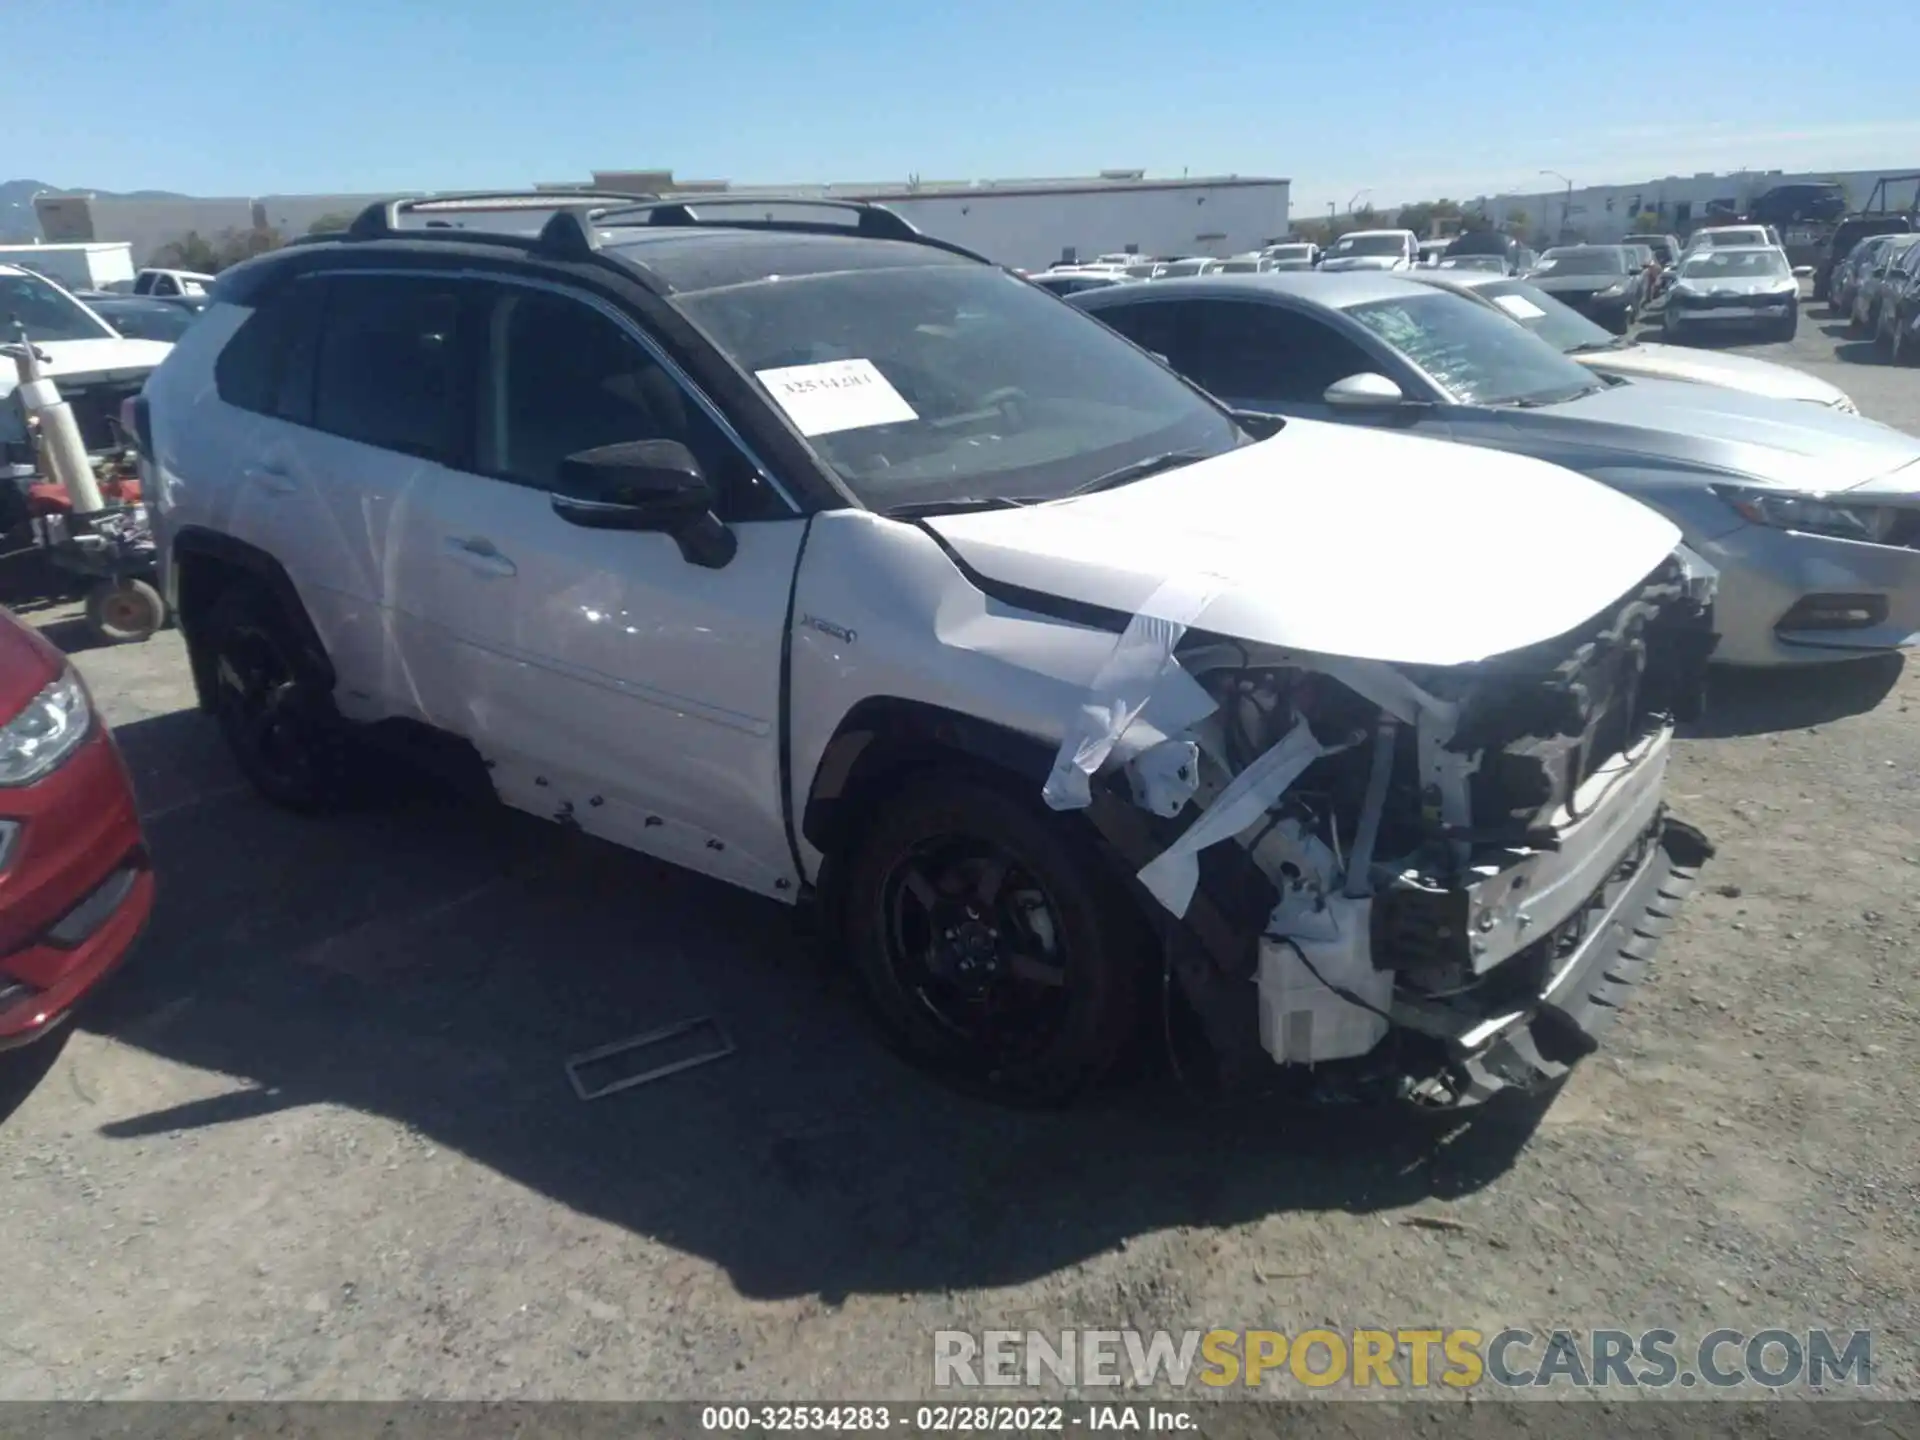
top-left (1717, 486), bottom-right (1898, 543)
top-left (0, 670), bottom-right (93, 787)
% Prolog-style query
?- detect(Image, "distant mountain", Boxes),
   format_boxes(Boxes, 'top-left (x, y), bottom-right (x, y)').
top-left (0, 179), bottom-right (190, 243)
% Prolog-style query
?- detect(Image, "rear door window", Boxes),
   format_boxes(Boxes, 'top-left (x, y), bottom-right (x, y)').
top-left (312, 276), bottom-right (467, 462)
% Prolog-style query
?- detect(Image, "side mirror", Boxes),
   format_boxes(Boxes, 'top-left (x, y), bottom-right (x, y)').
top-left (551, 439), bottom-right (737, 569)
top-left (1323, 373), bottom-right (1409, 411)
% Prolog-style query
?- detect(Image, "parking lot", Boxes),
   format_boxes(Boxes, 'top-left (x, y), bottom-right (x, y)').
top-left (1, 298), bottom-right (1916, 1402)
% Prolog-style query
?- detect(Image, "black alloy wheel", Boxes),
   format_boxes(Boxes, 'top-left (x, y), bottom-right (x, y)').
top-left (203, 586), bottom-right (352, 813)
top-left (842, 774), bottom-right (1146, 1104)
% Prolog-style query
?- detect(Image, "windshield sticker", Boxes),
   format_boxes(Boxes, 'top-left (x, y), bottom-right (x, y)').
top-left (1493, 294), bottom-right (1547, 320)
top-left (754, 358), bottom-right (917, 437)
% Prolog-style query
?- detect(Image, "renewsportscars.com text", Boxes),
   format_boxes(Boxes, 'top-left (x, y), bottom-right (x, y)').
top-left (933, 1327), bottom-right (1873, 1391)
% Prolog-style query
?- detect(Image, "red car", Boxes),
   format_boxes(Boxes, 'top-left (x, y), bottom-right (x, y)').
top-left (0, 607), bottom-right (152, 1049)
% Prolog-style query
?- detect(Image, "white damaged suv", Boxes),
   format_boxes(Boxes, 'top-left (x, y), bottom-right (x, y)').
top-left (138, 194), bottom-right (1717, 1106)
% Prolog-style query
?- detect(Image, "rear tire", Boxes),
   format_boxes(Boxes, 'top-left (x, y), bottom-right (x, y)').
top-left (840, 771), bottom-right (1147, 1105)
top-left (200, 581), bottom-right (357, 814)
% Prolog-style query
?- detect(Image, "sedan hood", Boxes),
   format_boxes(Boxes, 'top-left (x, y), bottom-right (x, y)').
top-left (1321, 256), bottom-right (1407, 272)
top-left (0, 338), bottom-right (172, 401)
top-left (1539, 377), bottom-right (1920, 495)
top-left (1673, 278), bottom-right (1797, 299)
top-left (1529, 273), bottom-right (1626, 298)
top-left (924, 419), bottom-right (1681, 668)
top-left (1578, 341), bottom-right (1850, 408)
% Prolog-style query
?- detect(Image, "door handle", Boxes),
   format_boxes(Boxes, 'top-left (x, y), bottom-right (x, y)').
top-left (443, 535), bottom-right (517, 578)
top-left (244, 463), bottom-right (295, 494)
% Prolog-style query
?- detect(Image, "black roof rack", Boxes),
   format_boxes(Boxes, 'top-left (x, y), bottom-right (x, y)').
top-left (575, 195), bottom-right (994, 264)
top-left (341, 190), bottom-right (660, 246)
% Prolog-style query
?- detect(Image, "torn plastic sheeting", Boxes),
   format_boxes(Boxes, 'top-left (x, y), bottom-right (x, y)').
top-left (1041, 572), bottom-right (1228, 812)
top-left (1138, 714), bottom-right (1351, 918)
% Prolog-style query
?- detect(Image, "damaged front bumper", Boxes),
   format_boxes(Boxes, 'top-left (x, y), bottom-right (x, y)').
top-left (1056, 550), bottom-right (1718, 1109)
top-left (1389, 808), bottom-right (1710, 1107)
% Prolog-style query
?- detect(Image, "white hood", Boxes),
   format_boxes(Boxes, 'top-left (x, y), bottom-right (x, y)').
top-left (0, 337), bottom-right (172, 401)
top-left (1581, 341), bottom-right (1850, 409)
top-left (925, 419), bottom-right (1681, 668)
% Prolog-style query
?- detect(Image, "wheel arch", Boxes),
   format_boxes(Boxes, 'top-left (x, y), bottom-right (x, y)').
top-left (169, 525), bottom-right (333, 710)
top-left (800, 695), bottom-right (1269, 981)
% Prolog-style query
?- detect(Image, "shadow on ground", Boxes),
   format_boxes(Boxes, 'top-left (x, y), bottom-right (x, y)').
top-left (1682, 653), bottom-right (1905, 739)
top-left (57, 705), bottom-right (1549, 1303)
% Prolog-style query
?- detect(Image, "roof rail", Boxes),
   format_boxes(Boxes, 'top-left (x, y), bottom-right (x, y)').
top-left (583, 195), bottom-right (995, 264)
top-left (342, 190), bottom-right (660, 246)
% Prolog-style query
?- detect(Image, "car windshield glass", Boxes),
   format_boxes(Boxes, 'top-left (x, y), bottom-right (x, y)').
top-left (0, 270), bottom-right (115, 342)
top-left (1530, 249), bottom-right (1624, 275)
top-left (1264, 245), bottom-right (1312, 260)
top-left (1343, 289), bottom-right (1601, 406)
top-left (1680, 250), bottom-right (1791, 279)
top-left (1706, 231), bottom-right (1764, 246)
top-left (95, 301), bottom-right (193, 343)
top-left (1473, 279), bottom-right (1616, 352)
top-left (676, 264), bottom-right (1244, 508)
top-left (1439, 255), bottom-right (1505, 271)
top-left (1330, 234), bottom-right (1406, 256)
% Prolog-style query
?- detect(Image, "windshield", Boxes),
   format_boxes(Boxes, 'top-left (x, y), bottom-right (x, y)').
top-left (1439, 255), bottom-right (1505, 272)
top-left (1679, 250), bottom-right (1791, 280)
top-left (676, 264), bottom-right (1243, 509)
top-left (1472, 279), bottom-right (1617, 352)
top-left (1263, 245), bottom-right (1312, 260)
top-left (1330, 234), bottom-right (1407, 257)
top-left (1705, 230), bottom-right (1766, 247)
top-left (1530, 249), bottom-right (1625, 276)
top-left (1344, 289), bottom-right (1601, 407)
top-left (0, 270), bottom-right (115, 343)
top-left (94, 300), bottom-right (193, 343)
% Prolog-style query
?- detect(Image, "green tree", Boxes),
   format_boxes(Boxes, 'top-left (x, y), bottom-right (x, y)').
top-left (216, 225), bottom-right (285, 267)
top-left (307, 211), bottom-right (357, 236)
top-left (148, 230), bottom-right (220, 272)
top-left (1502, 208), bottom-right (1530, 235)
top-left (1629, 209), bottom-right (1663, 234)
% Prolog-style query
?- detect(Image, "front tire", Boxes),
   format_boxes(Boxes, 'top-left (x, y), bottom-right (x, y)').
top-left (1775, 309), bottom-right (1798, 342)
top-left (840, 772), bottom-right (1147, 1105)
top-left (200, 582), bottom-right (357, 813)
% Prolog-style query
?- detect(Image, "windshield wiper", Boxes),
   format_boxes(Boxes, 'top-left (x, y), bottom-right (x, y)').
top-left (1500, 384), bottom-right (1602, 409)
top-left (1060, 450), bottom-right (1217, 499)
top-left (883, 496), bottom-right (1031, 519)
top-left (1565, 337), bottom-right (1633, 354)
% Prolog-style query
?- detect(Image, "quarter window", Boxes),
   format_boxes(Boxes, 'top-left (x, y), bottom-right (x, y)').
top-left (214, 276), bottom-right (325, 421)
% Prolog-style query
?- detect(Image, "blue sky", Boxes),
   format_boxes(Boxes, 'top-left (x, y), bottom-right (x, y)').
top-left (9, 0), bottom-right (1919, 213)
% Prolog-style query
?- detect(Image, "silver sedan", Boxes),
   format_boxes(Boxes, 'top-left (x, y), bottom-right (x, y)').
top-left (1070, 271), bottom-right (1920, 666)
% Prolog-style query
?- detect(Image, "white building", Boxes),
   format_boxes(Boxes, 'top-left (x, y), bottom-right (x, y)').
top-left (584, 170), bottom-right (1294, 268)
top-left (34, 193), bottom-right (256, 266)
top-left (1468, 166), bottom-right (1920, 244)
top-left (36, 171), bottom-right (1292, 273)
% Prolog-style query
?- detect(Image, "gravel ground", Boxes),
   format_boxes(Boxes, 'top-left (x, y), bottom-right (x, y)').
top-left (0, 303), bottom-right (1915, 1406)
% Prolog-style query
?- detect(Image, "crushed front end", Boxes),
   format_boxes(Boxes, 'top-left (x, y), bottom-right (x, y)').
top-left (1067, 551), bottom-right (1718, 1107)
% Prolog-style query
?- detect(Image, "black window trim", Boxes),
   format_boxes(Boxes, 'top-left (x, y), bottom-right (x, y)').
top-left (271, 265), bottom-right (801, 517)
